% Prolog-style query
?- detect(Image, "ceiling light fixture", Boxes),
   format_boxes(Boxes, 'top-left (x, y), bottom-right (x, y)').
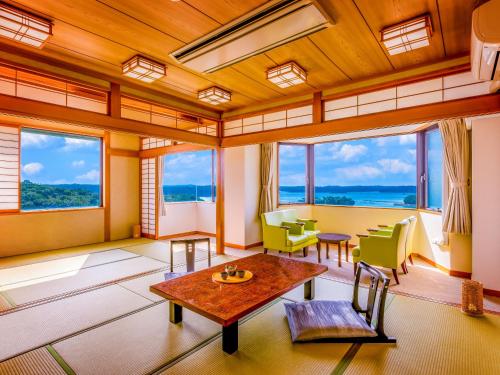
top-left (0, 3), bottom-right (52, 48)
top-left (381, 15), bottom-right (432, 55)
top-left (198, 86), bottom-right (231, 105)
top-left (267, 61), bottom-right (307, 88)
top-left (122, 55), bottom-right (166, 83)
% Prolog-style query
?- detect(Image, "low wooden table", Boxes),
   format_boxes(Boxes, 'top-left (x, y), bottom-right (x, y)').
top-left (316, 233), bottom-right (352, 267)
top-left (150, 253), bottom-right (327, 354)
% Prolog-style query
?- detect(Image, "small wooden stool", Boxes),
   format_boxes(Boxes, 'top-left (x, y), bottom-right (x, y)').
top-left (169, 238), bottom-right (211, 272)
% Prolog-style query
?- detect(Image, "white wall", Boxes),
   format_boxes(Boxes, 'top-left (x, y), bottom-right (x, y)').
top-left (472, 116), bottom-right (500, 291)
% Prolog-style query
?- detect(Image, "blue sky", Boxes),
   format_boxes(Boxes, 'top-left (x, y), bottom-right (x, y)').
top-left (21, 130), bottom-right (101, 185)
top-left (164, 150), bottom-right (213, 185)
top-left (280, 134), bottom-right (417, 186)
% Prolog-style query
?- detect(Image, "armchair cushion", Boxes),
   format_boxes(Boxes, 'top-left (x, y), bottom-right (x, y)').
top-left (285, 300), bottom-right (377, 342)
top-left (282, 221), bottom-right (305, 235)
top-left (287, 234), bottom-right (309, 247)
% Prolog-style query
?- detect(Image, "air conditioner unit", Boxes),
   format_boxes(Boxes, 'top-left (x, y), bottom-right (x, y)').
top-left (471, 0), bottom-right (500, 82)
top-left (170, 0), bottom-right (333, 73)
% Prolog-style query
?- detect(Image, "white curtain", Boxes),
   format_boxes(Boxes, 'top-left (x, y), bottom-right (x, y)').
top-left (259, 143), bottom-right (275, 216)
top-left (439, 119), bottom-right (471, 235)
top-left (157, 156), bottom-right (167, 216)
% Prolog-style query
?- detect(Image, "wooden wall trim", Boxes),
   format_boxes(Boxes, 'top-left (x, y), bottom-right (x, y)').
top-left (484, 288), bottom-right (500, 297)
top-left (103, 132), bottom-right (111, 242)
top-left (224, 241), bottom-right (263, 250)
top-left (221, 94), bottom-right (500, 147)
top-left (108, 148), bottom-right (139, 158)
top-left (139, 143), bottom-right (212, 158)
top-left (0, 94), bottom-right (219, 146)
top-left (413, 253), bottom-right (472, 279)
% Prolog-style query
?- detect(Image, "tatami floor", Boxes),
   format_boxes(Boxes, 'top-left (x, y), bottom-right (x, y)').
top-left (0, 237), bottom-right (499, 375)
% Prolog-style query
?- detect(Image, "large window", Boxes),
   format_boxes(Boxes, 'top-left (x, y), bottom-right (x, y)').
top-left (278, 144), bottom-right (307, 204)
top-left (163, 150), bottom-right (215, 202)
top-left (20, 129), bottom-right (102, 211)
top-left (423, 128), bottom-right (443, 210)
top-left (314, 135), bottom-right (417, 208)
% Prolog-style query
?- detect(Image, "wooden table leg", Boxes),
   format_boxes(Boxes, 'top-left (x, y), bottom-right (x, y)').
top-left (337, 242), bottom-right (341, 267)
top-left (316, 241), bottom-right (321, 263)
top-left (345, 241), bottom-right (349, 262)
top-left (222, 321), bottom-right (238, 354)
top-left (169, 242), bottom-right (174, 273)
top-left (304, 278), bottom-right (315, 300)
top-left (169, 302), bottom-right (182, 324)
top-left (326, 243), bottom-right (330, 259)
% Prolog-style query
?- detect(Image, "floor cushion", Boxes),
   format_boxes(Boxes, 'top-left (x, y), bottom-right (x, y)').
top-left (284, 300), bottom-right (377, 342)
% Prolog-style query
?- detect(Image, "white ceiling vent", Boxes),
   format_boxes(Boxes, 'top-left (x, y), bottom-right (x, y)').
top-left (170, 0), bottom-right (333, 73)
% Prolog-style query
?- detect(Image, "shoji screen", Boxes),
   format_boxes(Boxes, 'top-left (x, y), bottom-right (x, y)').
top-left (0, 125), bottom-right (19, 211)
top-left (141, 157), bottom-right (156, 237)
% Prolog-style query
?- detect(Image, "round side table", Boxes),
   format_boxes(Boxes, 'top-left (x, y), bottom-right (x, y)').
top-left (316, 233), bottom-right (352, 266)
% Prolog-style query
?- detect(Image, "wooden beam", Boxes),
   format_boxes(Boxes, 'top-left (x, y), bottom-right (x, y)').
top-left (104, 132), bottom-right (111, 242)
top-left (0, 94), bottom-right (219, 146)
top-left (139, 143), bottom-right (213, 158)
top-left (215, 147), bottom-right (225, 255)
top-left (221, 94), bottom-right (500, 147)
top-left (109, 83), bottom-right (121, 118)
top-left (312, 91), bottom-right (322, 124)
top-left (108, 148), bottom-right (139, 158)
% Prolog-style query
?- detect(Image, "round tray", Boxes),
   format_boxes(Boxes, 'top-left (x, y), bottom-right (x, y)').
top-left (212, 270), bottom-right (253, 284)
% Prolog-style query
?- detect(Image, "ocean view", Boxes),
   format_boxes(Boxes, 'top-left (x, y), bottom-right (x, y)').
top-left (280, 186), bottom-right (417, 208)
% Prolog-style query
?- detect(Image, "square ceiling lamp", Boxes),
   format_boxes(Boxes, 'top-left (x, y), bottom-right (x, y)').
top-left (381, 15), bottom-right (432, 55)
top-left (122, 55), bottom-right (166, 83)
top-left (198, 86), bottom-right (231, 105)
top-left (0, 3), bottom-right (52, 48)
top-left (267, 61), bottom-right (307, 88)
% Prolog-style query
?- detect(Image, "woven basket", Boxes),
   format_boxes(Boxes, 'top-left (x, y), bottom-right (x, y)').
top-left (461, 280), bottom-right (483, 316)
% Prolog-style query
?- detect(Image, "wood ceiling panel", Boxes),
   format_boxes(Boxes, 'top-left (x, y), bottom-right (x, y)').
top-left (353, 0), bottom-right (445, 68)
top-left (183, 0), bottom-right (270, 24)
top-left (97, 0), bottom-right (221, 44)
top-left (264, 37), bottom-right (351, 89)
top-left (437, 0), bottom-right (476, 56)
top-left (308, 0), bottom-right (394, 79)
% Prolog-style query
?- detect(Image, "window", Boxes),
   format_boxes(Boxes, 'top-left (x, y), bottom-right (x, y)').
top-left (20, 129), bottom-right (102, 211)
top-left (164, 150), bottom-right (215, 202)
top-left (422, 128), bottom-right (443, 210)
top-left (313, 134), bottom-right (417, 208)
top-left (279, 144), bottom-right (308, 204)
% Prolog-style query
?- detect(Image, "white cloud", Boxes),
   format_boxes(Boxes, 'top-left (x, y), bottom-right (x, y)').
top-left (22, 162), bottom-right (44, 175)
top-left (335, 165), bottom-right (383, 181)
top-left (378, 159), bottom-right (413, 173)
top-left (373, 137), bottom-right (388, 146)
top-left (62, 137), bottom-right (96, 151)
top-left (21, 133), bottom-right (50, 148)
top-left (72, 160), bottom-right (85, 168)
top-left (280, 173), bottom-right (307, 186)
top-left (408, 149), bottom-right (416, 158)
top-left (399, 134), bottom-right (416, 145)
top-left (337, 144), bottom-right (367, 161)
top-left (76, 169), bottom-right (100, 183)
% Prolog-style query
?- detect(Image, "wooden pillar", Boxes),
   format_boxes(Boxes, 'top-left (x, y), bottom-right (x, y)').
top-left (103, 131), bottom-right (111, 241)
top-left (216, 147), bottom-right (225, 254)
top-left (109, 82), bottom-right (121, 118)
top-left (312, 91), bottom-right (323, 124)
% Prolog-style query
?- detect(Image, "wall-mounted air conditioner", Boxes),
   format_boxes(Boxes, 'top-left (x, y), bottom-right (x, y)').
top-left (471, 0), bottom-right (500, 85)
top-left (170, 0), bottom-right (333, 74)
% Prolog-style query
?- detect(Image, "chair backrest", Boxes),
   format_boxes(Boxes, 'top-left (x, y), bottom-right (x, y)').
top-left (392, 219), bottom-right (410, 263)
top-left (261, 209), bottom-right (298, 227)
top-left (352, 261), bottom-right (391, 337)
top-left (405, 216), bottom-right (417, 254)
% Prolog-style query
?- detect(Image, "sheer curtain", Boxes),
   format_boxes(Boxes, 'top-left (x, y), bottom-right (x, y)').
top-left (157, 155), bottom-right (167, 216)
top-left (259, 143), bottom-right (275, 216)
top-left (439, 118), bottom-right (471, 235)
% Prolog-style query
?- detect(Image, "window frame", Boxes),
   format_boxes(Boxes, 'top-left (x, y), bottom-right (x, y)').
top-left (162, 149), bottom-right (216, 204)
top-left (417, 124), bottom-right (443, 212)
top-left (277, 142), bottom-right (312, 205)
top-left (19, 127), bottom-right (104, 212)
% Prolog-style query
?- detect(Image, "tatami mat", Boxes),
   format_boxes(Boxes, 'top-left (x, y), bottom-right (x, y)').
top-left (0, 294), bottom-right (11, 311)
top-left (125, 241), bottom-right (216, 265)
top-left (0, 347), bottom-right (66, 375)
top-left (0, 238), bottom-right (153, 270)
top-left (53, 303), bottom-right (220, 375)
top-left (119, 255), bottom-right (238, 302)
top-left (160, 300), bottom-right (351, 375)
top-left (0, 284), bottom-right (152, 362)
top-left (0, 249), bottom-right (139, 288)
top-left (344, 295), bottom-right (500, 375)
top-left (3, 256), bottom-right (166, 306)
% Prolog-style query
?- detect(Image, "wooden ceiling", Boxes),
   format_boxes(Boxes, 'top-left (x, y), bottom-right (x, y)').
top-left (1, 0), bottom-right (477, 112)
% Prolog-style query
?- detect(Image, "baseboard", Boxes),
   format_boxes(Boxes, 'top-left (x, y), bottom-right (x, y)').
top-left (141, 233), bottom-right (155, 239)
top-left (224, 241), bottom-right (263, 250)
top-left (484, 288), bottom-right (500, 297)
top-left (412, 253), bottom-right (472, 279)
